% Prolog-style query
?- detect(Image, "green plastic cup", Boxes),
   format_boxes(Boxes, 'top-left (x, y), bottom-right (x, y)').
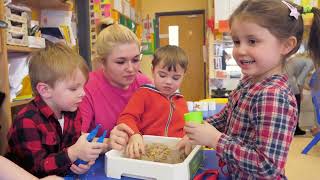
top-left (184, 111), bottom-right (203, 124)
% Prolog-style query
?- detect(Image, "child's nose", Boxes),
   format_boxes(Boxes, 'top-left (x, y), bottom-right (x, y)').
top-left (237, 44), bottom-right (247, 55)
top-left (165, 78), bottom-right (173, 84)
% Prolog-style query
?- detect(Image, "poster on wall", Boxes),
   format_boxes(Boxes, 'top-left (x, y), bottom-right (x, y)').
top-left (141, 15), bottom-right (155, 55)
top-left (141, 41), bottom-right (154, 55)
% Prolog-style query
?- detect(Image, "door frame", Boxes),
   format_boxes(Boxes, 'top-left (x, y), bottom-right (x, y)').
top-left (154, 10), bottom-right (207, 99)
top-left (155, 10), bottom-right (205, 48)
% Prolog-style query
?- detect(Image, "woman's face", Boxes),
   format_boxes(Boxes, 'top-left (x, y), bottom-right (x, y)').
top-left (103, 43), bottom-right (141, 89)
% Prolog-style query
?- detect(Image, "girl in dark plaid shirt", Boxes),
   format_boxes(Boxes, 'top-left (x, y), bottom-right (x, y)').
top-left (182, 0), bottom-right (320, 179)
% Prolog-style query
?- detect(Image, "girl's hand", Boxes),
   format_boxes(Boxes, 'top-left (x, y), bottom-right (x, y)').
top-left (184, 121), bottom-right (222, 148)
top-left (125, 134), bottom-right (145, 158)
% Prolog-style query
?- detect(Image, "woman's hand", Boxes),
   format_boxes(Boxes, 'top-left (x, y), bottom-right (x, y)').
top-left (109, 123), bottom-right (134, 150)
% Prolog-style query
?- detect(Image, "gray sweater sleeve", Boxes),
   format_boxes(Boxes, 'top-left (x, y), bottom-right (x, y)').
top-left (296, 59), bottom-right (314, 86)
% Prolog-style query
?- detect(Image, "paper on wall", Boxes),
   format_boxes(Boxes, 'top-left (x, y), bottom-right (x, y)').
top-left (8, 53), bottom-right (29, 101)
top-left (40, 10), bottom-right (72, 27)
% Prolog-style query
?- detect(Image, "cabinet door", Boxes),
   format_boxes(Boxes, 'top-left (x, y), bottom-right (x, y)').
top-left (0, 0), bottom-right (11, 155)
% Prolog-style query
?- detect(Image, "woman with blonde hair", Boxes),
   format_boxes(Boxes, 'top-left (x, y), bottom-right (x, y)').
top-left (80, 19), bottom-right (151, 150)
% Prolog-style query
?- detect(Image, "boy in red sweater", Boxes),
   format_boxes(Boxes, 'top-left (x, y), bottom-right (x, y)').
top-left (116, 45), bottom-right (191, 158)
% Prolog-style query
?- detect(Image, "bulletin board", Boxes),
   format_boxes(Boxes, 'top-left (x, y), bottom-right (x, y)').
top-left (88, 0), bottom-right (142, 62)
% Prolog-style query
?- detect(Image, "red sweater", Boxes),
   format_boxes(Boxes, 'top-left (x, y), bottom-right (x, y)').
top-left (117, 85), bottom-right (188, 137)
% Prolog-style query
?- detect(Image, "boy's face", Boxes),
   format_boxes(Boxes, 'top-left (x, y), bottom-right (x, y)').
top-left (47, 68), bottom-right (86, 114)
top-left (152, 62), bottom-right (185, 97)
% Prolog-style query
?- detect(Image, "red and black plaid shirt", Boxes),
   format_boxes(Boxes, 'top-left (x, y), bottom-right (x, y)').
top-left (5, 95), bottom-right (82, 178)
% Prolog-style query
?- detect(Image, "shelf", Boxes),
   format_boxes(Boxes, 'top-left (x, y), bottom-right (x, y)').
top-left (11, 97), bottom-right (34, 107)
top-left (12, 0), bottom-right (72, 11)
top-left (7, 45), bottom-right (42, 53)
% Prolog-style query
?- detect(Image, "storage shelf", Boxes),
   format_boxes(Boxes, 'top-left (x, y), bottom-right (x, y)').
top-left (12, 0), bottom-right (71, 10)
top-left (7, 45), bottom-right (42, 53)
top-left (11, 97), bottom-right (34, 107)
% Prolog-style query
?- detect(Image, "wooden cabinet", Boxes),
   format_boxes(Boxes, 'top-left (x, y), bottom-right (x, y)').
top-left (0, 0), bottom-right (72, 155)
top-left (0, 0), bottom-right (11, 155)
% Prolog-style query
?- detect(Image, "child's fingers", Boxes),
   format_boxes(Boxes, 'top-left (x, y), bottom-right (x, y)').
top-left (184, 123), bottom-right (199, 133)
top-left (139, 142), bottom-right (145, 155)
top-left (176, 136), bottom-right (189, 151)
top-left (175, 140), bottom-right (185, 151)
top-left (133, 142), bottom-right (141, 158)
top-left (70, 164), bottom-right (83, 174)
top-left (97, 142), bottom-right (108, 153)
top-left (75, 166), bottom-right (88, 174)
top-left (184, 126), bottom-right (195, 134)
top-left (87, 160), bottom-right (95, 166)
top-left (91, 142), bottom-right (105, 149)
top-left (128, 144), bottom-right (135, 158)
top-left (125, 145), bottom-right (130, 157)
top-left (78, 163), bottom-right (91, 171)
top-left (91, 148), bottom-right (103, 156)
top-left (203, 121), bottom-right (212, 127)
top-left (189, 139), bottom-right (197, 145)
top-left (185, 122), bottom-right (199, 128)
top-left (186, 133), bottom-right (197, 141)
top-left (185, 143), bottom-right (192, 155)
top-left (81, 148), bottom-right (100, 161)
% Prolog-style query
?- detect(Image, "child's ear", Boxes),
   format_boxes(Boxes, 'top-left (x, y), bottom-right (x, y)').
top-left (36, 82), bottom-right (52, 98)
top-left (281, 36), bottom-right (297, 55)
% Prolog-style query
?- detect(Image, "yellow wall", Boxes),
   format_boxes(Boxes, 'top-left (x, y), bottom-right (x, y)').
top-left (141, 0), bottom-right (207, 17)
top-left (139, 0), bottom-right (208, 79)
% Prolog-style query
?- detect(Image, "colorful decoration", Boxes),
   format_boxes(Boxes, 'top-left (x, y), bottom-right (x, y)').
top-left (207, 16), bottom-right (214, 33)
top-left (141, 14), bottom-right (155, 55)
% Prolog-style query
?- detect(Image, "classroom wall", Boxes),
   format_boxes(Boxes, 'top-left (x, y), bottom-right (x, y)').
top-left (139, 0), bottom-right (208, 79)
top-left (141, 0), bottom-right (207, 18)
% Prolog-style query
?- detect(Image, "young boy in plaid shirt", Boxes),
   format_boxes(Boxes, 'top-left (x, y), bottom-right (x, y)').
top-left (5, 43), bottom-right (107, 178)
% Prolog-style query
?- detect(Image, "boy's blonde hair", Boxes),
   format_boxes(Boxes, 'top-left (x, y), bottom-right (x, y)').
top-left (28, 43), bottom-right (89, 94)
top-left (152, 45), bottom-right (188, 72)
top-left (95, 21), bottom-right (139, 64)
